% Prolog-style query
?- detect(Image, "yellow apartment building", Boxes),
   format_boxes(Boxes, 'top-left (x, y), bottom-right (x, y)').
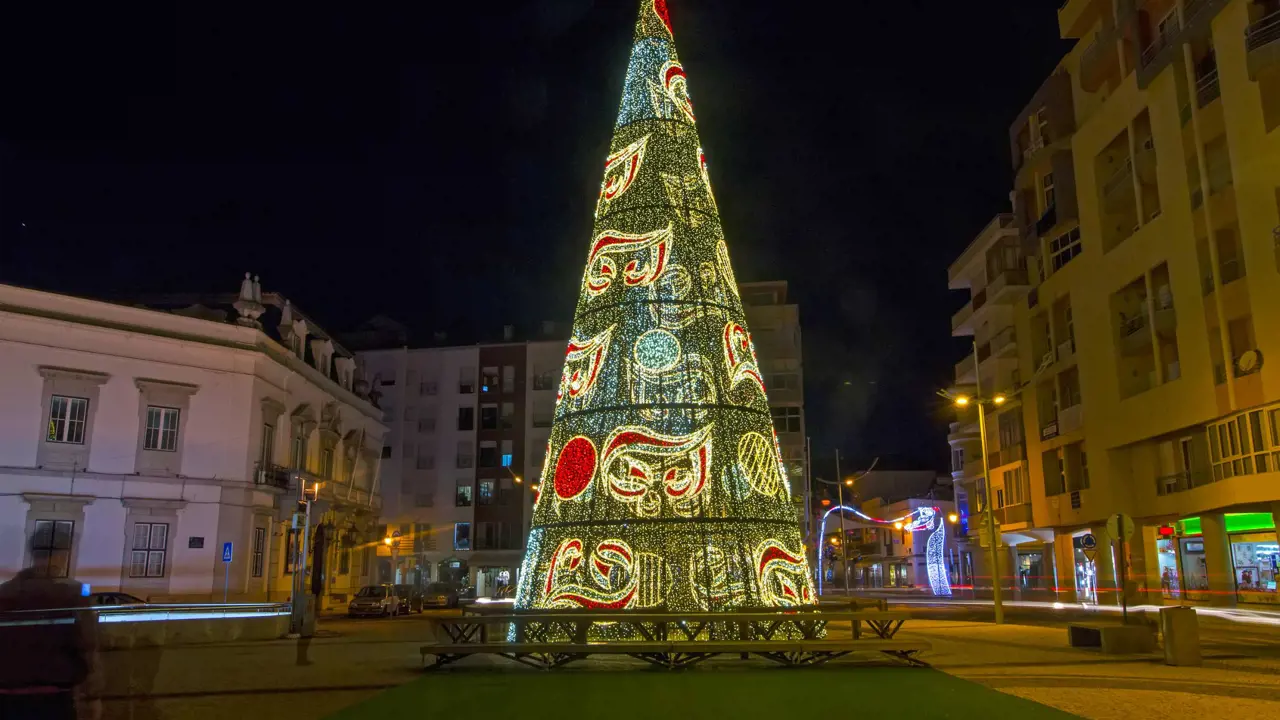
top-left (952, 0), bottom-right (1280, 607)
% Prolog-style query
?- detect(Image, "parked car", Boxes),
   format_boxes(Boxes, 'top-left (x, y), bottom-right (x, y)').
top-left (93, 592), bottom-right (146, 606)
top-left (348, 585), bottom-right (401, 617)
top-left (394, 585), bottom-right (424, 614)
top-left (421, 582), bottom-right (459, 609)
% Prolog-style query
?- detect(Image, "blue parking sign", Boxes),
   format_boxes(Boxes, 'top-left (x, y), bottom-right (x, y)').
top-left (222, 542), bottom-right (234, 563)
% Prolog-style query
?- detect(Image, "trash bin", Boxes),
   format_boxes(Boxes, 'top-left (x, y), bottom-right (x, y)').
top-left (1159, 606), bottom-right (1201, 666)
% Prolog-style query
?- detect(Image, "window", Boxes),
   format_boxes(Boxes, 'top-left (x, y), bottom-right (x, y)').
top-left (291, 434), bottom-right (308, 470)
top-left (459, 368), bottom-right (475, 394)
top-left (252, 527), bottom-right (266, 577)
top-left (501, 439), bottom-right (513, 468)
top-left (457, 406), bottom-right (475, 431)
top-left (47, 395), bottom-right (89, 444)
top-left (418, 416), bottom-right (436, 433)
top-left (456, 440), bottom-right (474, 468)
top-left (321, 447), bottom-right (335, 479)
top-left (479, 441), bottom-right (499, 468)
top-left (1036, 107), bottom-right (1050, 144)
top-left (769, 373), bottom-right (800, 391)
top-left (771, 406), bottom-right (802, 434)
top-left (30, 520), bottom-right (74, 578)
top-left (1042, 172), bottom-right (1056, 211)
top-left (480, 404), bottom-right (498, 430)
top-left (130, 522), bottom-right (168, 578)
top-left (1210, 409), bottom-right (1278, 480)
top-left (532, 367), bottom-right (557, 391)
top-left (140, 406), bottom-right (180, 452)
top-left (381, 445), bottom-right (392, 459)
top-left (533, 397), bottom-right (554, 428)
top-left (415, 449), bottom-right (435, 470)
top-left (338, 547), bottom-right (350, 575)
top-left (951, 448), bottom-right (964, 474)
top-left (456, 480), bottom-right (473, 506)
top-left (1002, 467), bottom-right (1026, 505)
top-left (420, 380), bottom-right (438, 396)
top-left (1049, 227), bottom-right (1082, 271)
top-left (502, 366), bottom-right (516, 393)
top-left (501, 402), bottom-right (515, 429)
top-left (479, 480), bottom-right (495, 505)
top-left (454, 523), bottom-right (471, 551)
top-left (261, 424), bottom-right (275, 466)
top-left (481, 367), bottom-right (499, 393)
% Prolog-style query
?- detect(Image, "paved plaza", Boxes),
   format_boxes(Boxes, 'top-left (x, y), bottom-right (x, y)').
top-left (92, 610), bottom-right (1280, 719)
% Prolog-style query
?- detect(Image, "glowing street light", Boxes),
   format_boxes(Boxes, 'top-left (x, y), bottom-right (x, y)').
top-left (953, 395), bottom-right (971, 407)
top-left (948, 513), bottom-right (959, 524)
top-left (993, 394), bottom-right (1007, 405)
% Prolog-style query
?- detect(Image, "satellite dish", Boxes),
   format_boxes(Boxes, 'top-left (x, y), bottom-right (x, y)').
top-left (1237, 349), bottom-right (1262, 375)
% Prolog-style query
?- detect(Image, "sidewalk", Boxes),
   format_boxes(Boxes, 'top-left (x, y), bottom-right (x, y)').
top-left (898, 619), bottom-right (1280, 719)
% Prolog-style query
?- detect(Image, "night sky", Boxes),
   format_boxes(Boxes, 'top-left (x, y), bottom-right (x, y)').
top-left (0, 1), bottom-right (1069, 474)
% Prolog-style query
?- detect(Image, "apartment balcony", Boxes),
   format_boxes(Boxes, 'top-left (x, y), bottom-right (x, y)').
top-left (990, 326), bottom-right (1017, 359)
top-left (996, 502), bottom-right (1033, 528)
top-left (986, 267), bottom-right (1031, 304)
top-left (1138, 13), bottom-right (1182, 87)
top-left (255, 463), bottom-right (294, 492)
top-left (1118, 312), bottom-right (1150, 356)
top-left (951, 288), bottom-right (986, 336)
top-left (1155, 468), bottom-right (1215, 496)
top-left (1059, 403), bottom-right (1084, 435)
top-left (1079, 23), bottom-right (1120, 92)
top-left (1102, 158), bottom-right (1134, 211)
top-left (1246, 9), bottom-right (1280, 80)
top-left (999, 442), bottom-right (1026, 467)
top-left (954, 353), bottom-right (977, 384)
top-left (858, 542), bottom-right (882, 557)
top-left (1195, 67), bottom-right (1221, 108)
top-left (1057, 338), bottom-right (1076, 363)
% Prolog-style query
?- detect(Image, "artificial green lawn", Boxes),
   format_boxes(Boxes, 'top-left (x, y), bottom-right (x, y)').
top-left (328, 666), bottom-right (1081, 719)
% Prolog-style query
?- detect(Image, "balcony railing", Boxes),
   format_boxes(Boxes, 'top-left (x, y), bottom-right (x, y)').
top-left (997, 502), bottom-right (1033, 527)
top-left (1102, 158), bottom-right (1134, 199)
top-left (1195, 67), bottom-right (1221, 107)
top-left (1120, 312), bottom-right (1148, 338)
top-left (1246, 10), bottom-right (1280, 53)
top-left (1141, 16), bottom-right (1181, 68)
top-left (255, 463), bottom-right (293, 491)
top-left (1155, 469), bottom-right (1215, 496)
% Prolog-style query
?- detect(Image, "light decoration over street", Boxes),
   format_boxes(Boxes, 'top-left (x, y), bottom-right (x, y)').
top-left (817, 505), bottom-right (953, 598)
top-left (513, 0), bottom-right (816, 636)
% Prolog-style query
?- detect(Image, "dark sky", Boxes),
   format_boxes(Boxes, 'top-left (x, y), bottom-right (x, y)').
top-left (0, 1), bottom-right (1070, 473)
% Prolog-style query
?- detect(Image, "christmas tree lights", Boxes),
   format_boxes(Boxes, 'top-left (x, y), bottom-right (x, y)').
top-left (514, 0), bottom-right (815, 634)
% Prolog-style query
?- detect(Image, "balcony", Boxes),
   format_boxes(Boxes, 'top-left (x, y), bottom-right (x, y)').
top-left (1079, 24), bottom-right (1119, 92)
top-left (1118, 312), bottom-right (1150, 355)
top-left (997, 502), bottom-right (1033, 527)
top-left (1195, 67), bottom-right (1221, 108)
top-left (858, 542), bottom-right (882, 557)
top-left (1139, 14), bottom-right (1181, 86)
top-left (1155, 468), bottom-right (1214, 496)
top-left (1034, 204), bottom-right (1058, 239)
top-left (986, 267), bottom-right (1031, 305)
top-left (1246, 10), bottom-right (1280, 80)
top-left (999, 443), bottom-right (1026, 467)
top-left (1057, 338), bottom-right (1076, 362)
top-left (1059, 403), bottom-right (1084, 435)
top-left (1102, 158), bottom-right (1134, 209)
top-left (255, 463), bottom-right (294, 491)
top-left (990, 326), bottom-right (1017, 358)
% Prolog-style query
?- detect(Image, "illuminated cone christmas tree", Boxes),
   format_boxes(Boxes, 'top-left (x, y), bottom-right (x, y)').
top-left (515, 0), bottom-right (815, 622)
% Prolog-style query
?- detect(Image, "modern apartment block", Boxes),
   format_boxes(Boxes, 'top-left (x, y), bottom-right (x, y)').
top-left (0, 279), bottom-right (387, 608)
top-left (739, 282), bottom-right (808, 500)
top-left (952, 0), bottom-right (1280, 607)
top-left (358, 337), bottom-right (561, 596)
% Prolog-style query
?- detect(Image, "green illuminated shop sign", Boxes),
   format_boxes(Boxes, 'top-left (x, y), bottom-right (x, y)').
top-left (1176, 513), bottom-right (1277, 536)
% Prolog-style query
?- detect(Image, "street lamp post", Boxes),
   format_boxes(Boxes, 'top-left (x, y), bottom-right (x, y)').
top-left (814, 450), bottom-right (856, 596)
top-left (948, 341), bottom-right (1007, 625)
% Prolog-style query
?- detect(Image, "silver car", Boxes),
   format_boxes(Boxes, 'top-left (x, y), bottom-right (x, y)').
top-left (348, 585), bottom-right (401, 617)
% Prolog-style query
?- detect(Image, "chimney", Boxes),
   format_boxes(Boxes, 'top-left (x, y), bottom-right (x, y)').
top-left (503, 324), bottom-right (515, 342)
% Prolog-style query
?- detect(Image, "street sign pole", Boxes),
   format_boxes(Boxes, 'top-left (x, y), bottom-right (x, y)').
top-left (222, 542), bottom-right (233, 603)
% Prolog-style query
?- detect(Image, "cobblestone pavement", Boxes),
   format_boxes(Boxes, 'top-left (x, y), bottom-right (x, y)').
top-left (96, 612), bottom-right (1280, 719)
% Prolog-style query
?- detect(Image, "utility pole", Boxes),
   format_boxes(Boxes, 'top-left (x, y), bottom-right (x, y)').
top-left (836, 449), bottom-right (849, 596)
top-left (974, 341), bottom-right (1005, 624)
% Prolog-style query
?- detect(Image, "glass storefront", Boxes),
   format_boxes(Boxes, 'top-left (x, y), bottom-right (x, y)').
top-left (1155, 537), bottom-right (1180, 599)
top-left (1231, 532), bottom-right (1279, 605)
top-left (1178, 538), bottom-right (1208, 596)
top-left (1017, 551), bottom-right (1044, 590)
top-left (1071, 532), bottom-right (1097, 605)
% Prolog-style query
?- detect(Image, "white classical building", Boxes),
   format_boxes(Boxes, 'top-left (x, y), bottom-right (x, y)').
top-left (0, 278), bottom-right (387, 607)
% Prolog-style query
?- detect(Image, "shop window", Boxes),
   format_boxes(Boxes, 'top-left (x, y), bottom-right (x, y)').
top-left (1155, 535), bottom-right (1180, 599)
top-left (1179, 538), bottom-right (1209, 593)
top-left (1231, 532), bottom-right (1279, 601)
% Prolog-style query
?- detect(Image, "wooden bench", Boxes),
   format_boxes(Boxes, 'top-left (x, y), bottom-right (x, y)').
top-left (419, 637), bottom-right (931, 670)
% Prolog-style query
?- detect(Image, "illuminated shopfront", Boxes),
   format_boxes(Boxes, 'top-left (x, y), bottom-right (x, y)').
top-left (1175, 513), bottom-right (1278, 605)
top-left (1154, 528), bottom-right (1181, 599)
top-left (1071, 531), bottom-right (1098, 605)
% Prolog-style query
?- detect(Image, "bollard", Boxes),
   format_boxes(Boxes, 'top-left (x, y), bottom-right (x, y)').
top-left (1160, 606), bottom-right (1201, 666)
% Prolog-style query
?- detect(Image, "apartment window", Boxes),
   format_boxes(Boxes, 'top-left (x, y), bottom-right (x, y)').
top-left (381, 445), bottom-right (392, 459)
top-left (532, 367), bottom-right (557, 391)
top-left (459, 368), bottom-right (475, 394)
top-left (291, 434), bottom-right (308, 470)
top-left (1209, 410), bottom-right (1277, 480)
top-left (771, 406), bottom-right (802, 434)
top-left (47, 395), bottom-right (89, 444)
top-left (420, 380), bottom-right (438, 396)
top-left (501, 402), bottom-right (515, 429)
top-left (454, 523), bottom-right (472, 551)
top-left (250, 526), bottom-right (266, 577)
top-left (129, 522), bottom-right (168, 578)
top-left (479, 441), bottom-right (499, 468)
top-left (320, 447), bottom-right (335, 479)
top-left (1002, 467), bottom-right (1026, 505)
top-left (418, 416), bottom-right (436, 433)
top-left (30, 520), bottom-right (74, 578)
top-left (261, 424), bottom-right (275, 466)
top-left (456, 440), bottom-right (474, 468)
top-left (338, 547), bottom-right (350, 575)
top-left (481, 367), bottom-right (499, 393)
top-left (415, 449), bottom-right (435, 470)
top-left (456, 480), bottom-right (473, 507)
top-left (502, 366), bottom-right (516, 393)
top-left (478, 479), bottom-right (495, 505)
top-left (480, 404), bottom-right (498, 430)
top-left (769, 373), bottom-right (800, 391)
top-left (1036, 107), bottom-right (1050, 144)
top-left (143, 406), bottom-right (181, 452)
top-left (501, 439), bottom-right (513, 468)
top-left (457, 406), bottom-right (475, 431)
top-left (1041, 172), bottom-right (1056, 210)
top-left (1049, 227), bottom-right (1082, 271)
top-left (951, 449), bottom-right (964, 473)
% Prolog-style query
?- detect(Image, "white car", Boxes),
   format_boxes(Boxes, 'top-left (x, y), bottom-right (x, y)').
top-left (347, 585), bottom-right (402, 617)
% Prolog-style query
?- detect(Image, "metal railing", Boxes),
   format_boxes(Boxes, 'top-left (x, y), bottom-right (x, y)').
top-left (0, 602), bottom-right (290, 627)
top-left (254, 463), bottom-right (293, 491)
top-left (1141, 16), bottom-right (1181, 68)
top-left (1120, 313), bottom-right (1148, 338)
top-left (1155, 469), bottom-right (1215, 496)
top-left (1102, 158), bottom-right (1134, 198)
top-left (1196, 67), bottom-right (1221, 107)
top-left (1246, 10), bottom-right (1280, 53)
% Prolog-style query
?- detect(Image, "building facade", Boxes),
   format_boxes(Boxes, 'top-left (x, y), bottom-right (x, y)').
top-left (0, 280), bottom-right (387, 608)
top-left (952, 0), bottom-right (1280, 607)
top-left (358, 338), bottom-right (561, 597)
